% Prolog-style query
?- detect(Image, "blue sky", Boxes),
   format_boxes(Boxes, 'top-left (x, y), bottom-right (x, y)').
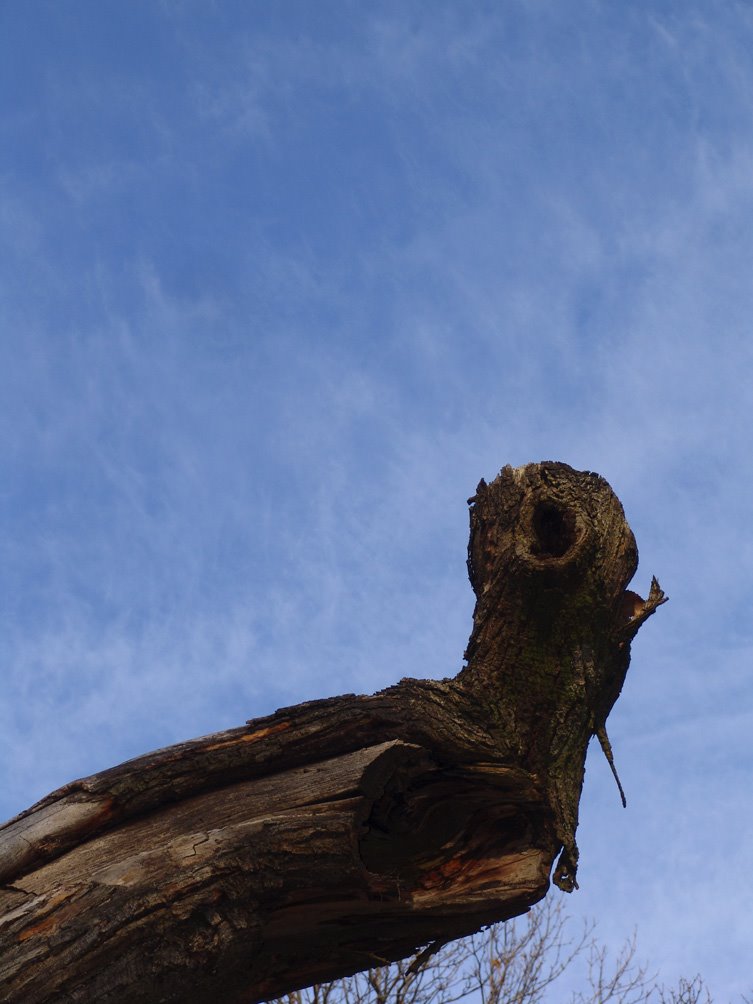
top-left (2, 0), bottom-right (752, 996)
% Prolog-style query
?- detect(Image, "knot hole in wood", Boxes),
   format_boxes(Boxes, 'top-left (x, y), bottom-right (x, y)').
top-left (529, 500), bottom-right (578, 559)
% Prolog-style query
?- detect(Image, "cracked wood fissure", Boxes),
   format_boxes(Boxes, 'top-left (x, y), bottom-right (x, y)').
top-left (0, 462), bottom-right (666, 1004)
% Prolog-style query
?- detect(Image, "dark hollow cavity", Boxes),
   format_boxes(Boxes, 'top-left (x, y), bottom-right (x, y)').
top-left (530, 501), bottom-right (577, 558)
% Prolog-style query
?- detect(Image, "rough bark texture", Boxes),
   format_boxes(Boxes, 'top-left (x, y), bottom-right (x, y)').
top-left (0, 462), bottom-right (666, 1004)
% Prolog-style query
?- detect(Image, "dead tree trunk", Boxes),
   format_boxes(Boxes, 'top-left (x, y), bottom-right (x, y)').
top-left (0, 462), bottom-right (665, 1004)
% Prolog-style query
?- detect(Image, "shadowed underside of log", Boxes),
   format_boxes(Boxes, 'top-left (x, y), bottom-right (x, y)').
top-left (0, 462), bottom-right (666, 1003)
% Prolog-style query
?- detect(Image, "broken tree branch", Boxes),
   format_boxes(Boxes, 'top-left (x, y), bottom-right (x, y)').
top-left (0, 462), bottom-right (665, 1004)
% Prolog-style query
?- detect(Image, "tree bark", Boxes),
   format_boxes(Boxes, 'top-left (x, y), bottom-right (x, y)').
top-left (0, 462), bottom-right (666, 1004)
